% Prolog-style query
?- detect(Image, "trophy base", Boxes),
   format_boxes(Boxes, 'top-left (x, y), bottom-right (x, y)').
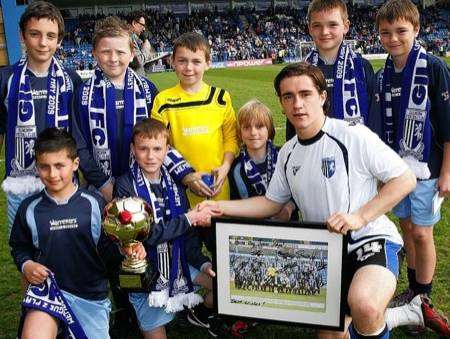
top-left (119, 265), bottom-right (157, 293)
top-left (122, 257), bottom-right (147, 274)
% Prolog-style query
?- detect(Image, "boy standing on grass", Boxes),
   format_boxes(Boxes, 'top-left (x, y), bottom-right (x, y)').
top-left (73, 17), bottom-right (206, 337)
top-left (374, 0), bottom-right (450, 335)
top-left (152, 32), bottom-right (239, 253)
top-left (286, 0), bottom-right (376, 141)
top-left (0, 1), bottom-right (104, 234)
top-left (9, 128), bottom-right (136, 339)
top-left (114, 118), bottom-right (218, 339)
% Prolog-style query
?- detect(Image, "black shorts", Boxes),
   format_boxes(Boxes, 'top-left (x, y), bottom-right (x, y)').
top-left (341, 238), bottom-right (402, 315)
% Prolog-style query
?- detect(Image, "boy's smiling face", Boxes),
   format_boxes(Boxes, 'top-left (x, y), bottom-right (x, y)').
top-left (36, 150), bottom-right (79, 199)
top-left (21, 17), bottom-right (60, 67)
top-left (378, 19), bottom-right (418, 64)
top-left (172, 47), bottom-right (210, 92)
top-left (308, 8), bottom-right (349, 58)
top-left (93, 35), bottom-right (134, 85)
top-left (131, 134), bottom-right (168, 180)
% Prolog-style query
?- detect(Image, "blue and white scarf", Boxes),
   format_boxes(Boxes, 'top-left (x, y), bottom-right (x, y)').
top-left (22, 272), bottom-right (87, 339)
top-left (79, 67), bottom-right (152, 178)
top-left (130, 161), bottom-right (202, 313)
top-left (240, 140), bottom-right (278, 195)
top-left (379, 43), bottom-right (431, 179)
top-left (305, 43), bottom-right (368, 125)
top-left (3, 56), bottom-right (72, 195)
top-left (163, 146), bottom-right (195, 184)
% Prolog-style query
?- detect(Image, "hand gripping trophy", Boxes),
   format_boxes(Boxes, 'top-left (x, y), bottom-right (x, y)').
top-left (103, 197), bottom-right (156, 291)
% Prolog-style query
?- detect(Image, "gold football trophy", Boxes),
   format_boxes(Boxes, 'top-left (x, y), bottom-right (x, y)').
top-left (103, 197), bottom-right (156, 291)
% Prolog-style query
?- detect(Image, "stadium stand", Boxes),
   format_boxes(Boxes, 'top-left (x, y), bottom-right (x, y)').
top-left (58, 4), bottom-right (449, 70)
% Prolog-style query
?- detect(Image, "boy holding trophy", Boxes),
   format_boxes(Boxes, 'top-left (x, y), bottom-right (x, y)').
top-left (114, 118), bottom-right (217, 339)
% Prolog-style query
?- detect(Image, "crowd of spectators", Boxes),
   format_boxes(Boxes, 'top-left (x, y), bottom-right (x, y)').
top-left (59, 4), bottom-right (449, 70)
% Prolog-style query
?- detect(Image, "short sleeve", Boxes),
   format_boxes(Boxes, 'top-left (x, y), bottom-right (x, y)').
top-left (356, 125), bottom-right (408, 183)
top-left (265, 144), bottom-right (293, 204)
top-left (151, 93), bottom-right (169, 126)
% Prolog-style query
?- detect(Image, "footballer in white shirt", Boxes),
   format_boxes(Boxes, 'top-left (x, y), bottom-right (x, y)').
top-left (198, 63), bottom-right (429, 339)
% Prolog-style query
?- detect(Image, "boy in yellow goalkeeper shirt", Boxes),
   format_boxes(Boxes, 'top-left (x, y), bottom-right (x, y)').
top-left (152, 32), bottom-right (238, 252)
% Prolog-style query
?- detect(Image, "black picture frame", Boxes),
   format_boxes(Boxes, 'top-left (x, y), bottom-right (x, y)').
top-left (212, 217), bottom-right (346, 331)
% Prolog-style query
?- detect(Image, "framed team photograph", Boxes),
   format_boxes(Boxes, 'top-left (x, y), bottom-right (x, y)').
top-left (212, 218), bottom-right (346, 331)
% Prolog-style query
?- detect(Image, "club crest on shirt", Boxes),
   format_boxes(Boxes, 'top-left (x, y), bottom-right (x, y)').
top-left (321, 157), bottom-right (335, 178)
top-left (442, 91), bottom-right (449, 102)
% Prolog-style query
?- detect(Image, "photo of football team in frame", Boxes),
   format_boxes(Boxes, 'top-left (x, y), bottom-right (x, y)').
top-left (212, 218), bottom-right (346, 331)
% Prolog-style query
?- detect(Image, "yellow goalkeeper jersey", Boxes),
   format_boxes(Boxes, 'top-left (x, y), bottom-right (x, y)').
top-left (152, 82), bottom-right (238, 206)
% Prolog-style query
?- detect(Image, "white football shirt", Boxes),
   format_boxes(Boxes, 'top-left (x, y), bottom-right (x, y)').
top-left (267, 118), bottom-right (405, 253)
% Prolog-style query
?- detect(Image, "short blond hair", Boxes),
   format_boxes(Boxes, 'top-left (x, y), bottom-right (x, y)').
top-left (237, 99), bottom-right (275, 143)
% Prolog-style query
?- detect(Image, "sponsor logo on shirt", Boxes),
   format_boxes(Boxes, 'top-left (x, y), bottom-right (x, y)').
top-left (326, 78), bottom-right (334, 88)
top-left (442, 91), bottom-right (449, 101)
top-left (32, 89), bottom-right (47, 100)
top-left (116, 99), bottom-right (124, 110)
top-left (391, 87), bottom-right (402, 97)
top-left (49, 218), bottom-right (79, 231)
top-left (167, 97), bottom-right (181, 103)
top-left (182, 126), bottom-right (209, 136)
top-left (292, 165), bottom-right (301, 176)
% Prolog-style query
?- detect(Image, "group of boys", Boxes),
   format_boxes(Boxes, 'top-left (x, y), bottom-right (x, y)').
top-left (285, 1), bottom-right (449, 337)
top-left (1, 0), bottom-right (449, 339)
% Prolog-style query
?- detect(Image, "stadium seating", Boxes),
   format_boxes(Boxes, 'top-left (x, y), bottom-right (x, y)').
top-left (58, 4), bottom-right (449, 70)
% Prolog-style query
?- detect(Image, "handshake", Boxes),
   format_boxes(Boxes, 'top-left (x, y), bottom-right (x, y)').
top-left (188, 200), bottom-right (223, 227)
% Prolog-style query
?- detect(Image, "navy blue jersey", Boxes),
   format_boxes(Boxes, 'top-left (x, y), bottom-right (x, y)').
top-left (114, 171), bottom-right (209, 270)
top-left (229, 149), bottom-right (299, 220)
top-left (0, 66), bottom-right (111, 188)
top-left (0, 66), bottom-right (82, 135)
top-left (72, 78), bottom-right (159, 181)
top-left (9, 187), bottom-right (122, 300)
top-left (286, 57), bottom-right (375, 140)
top-left (229, 150), bottom-right (279, 199)
top-left (373, 54), bottom-right (450, 178)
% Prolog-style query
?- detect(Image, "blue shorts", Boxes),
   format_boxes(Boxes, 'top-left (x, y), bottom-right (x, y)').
top-left (61, 290), bottom-right (111, 339)
top-left (6, 192), bottom-right (32, 236)
top-left (393, 179), bottom-right (440, 226)
top-left (130, 265), bottom-right (201, 332)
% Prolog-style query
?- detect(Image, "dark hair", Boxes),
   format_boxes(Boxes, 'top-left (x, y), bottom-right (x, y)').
top-left (274, 62), bottom-right (329, 114)
top-left (376, 0), bottom-right (420, 30)
top-left (132, 118), bottom-right (170, 144)
top-left (19, 1), bottom-right (65, 42)
top-left (93, 16), bottom-right (133, 50)
top-left (128, 11), bottom-right (146, 25)
top-left (35, 128), bottom-right (77, 160)
top-left (173, 32), bottom-right (211, 62)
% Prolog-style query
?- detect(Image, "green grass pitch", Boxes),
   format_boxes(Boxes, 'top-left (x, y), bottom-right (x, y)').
top-left (0, 58), bottom-right (449, 338)
top-left (230, 283), bottom-right (327, 312)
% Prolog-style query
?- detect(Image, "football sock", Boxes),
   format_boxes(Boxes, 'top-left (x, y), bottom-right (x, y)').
top-left (349, 322), bottom-right (389, 338)
top-left (407, 267), bottom-right (417, 292)
top-left (385, 295), bottom-right (424, 330)
top-left (414, 281), bottom-right (432, 296)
